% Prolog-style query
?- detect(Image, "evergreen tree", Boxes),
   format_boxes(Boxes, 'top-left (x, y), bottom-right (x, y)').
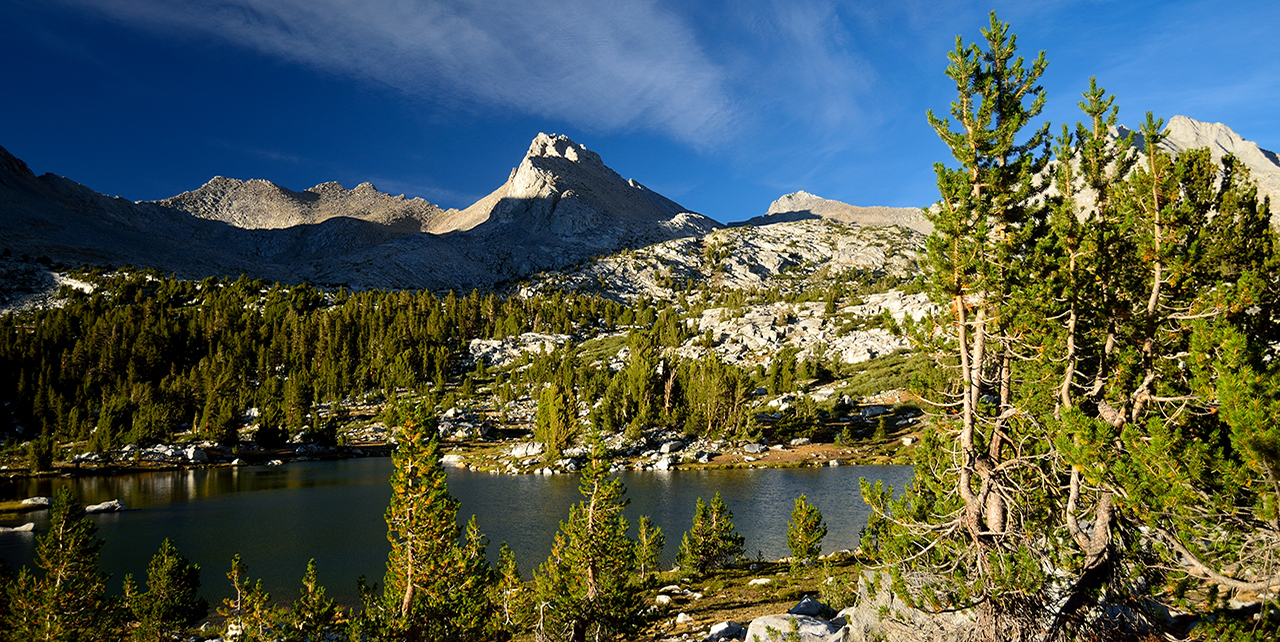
top-left (372, 410), bottom-right (496, 642)
top-left (532, 436), bottom-right (645, 642)
top-left (535, 381), bottom-right (577, 460)
top-left (124, 538), bottom-right (207, 642)
top-left (493, 543), bottom-right (529, 636)
top-left (675, 492), bottom-right (745, 577)
top-left (860, 12), bottom-right (1054, 640)
top-left (217, 554), bottom-right (273, 642)
top-left (283, 559), bottom-right (337, 642)
top-left (635, 515), bottom-right (665, 581)
top-left (2, 486), bottom-right (117, 642)
top-left (862, 14), bottom-right (1280, 642)
top-left (786, 495), bottom-right (826, 573)
top-left (26, 429), bottom-right (55, 472)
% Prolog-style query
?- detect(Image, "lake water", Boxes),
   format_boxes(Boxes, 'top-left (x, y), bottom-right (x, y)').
top-left (0, 458), bottom-right (911, 606)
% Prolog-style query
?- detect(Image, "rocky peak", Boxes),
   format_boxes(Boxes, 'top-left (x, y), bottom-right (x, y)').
top-left (153, 175), bottom-right (449, 231)
top-left (766, 190), bottom-right (824, 215)
top-left (740, 191), bottom-right (932, 235)
top-left (1118, 115), bottom-right (1280, 222)
top-left (454, 132), bottom-right (721, 240)
top-left (0, 144), bottom-right (36, 182)
top-left (526, 133), bottom-right (603, 167)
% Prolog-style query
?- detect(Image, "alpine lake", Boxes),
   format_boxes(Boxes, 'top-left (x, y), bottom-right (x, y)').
top-left (0, 458), bottom-right (911, 606)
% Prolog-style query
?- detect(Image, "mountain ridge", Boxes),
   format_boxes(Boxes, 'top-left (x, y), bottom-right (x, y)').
top-left (2, 115), bottom-right (1275, 298)
top-left (0, 132), bottom-right (722, 293)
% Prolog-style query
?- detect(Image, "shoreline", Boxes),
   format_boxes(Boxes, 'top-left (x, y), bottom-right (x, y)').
top-left (0, 433), bottom-right (914, 487)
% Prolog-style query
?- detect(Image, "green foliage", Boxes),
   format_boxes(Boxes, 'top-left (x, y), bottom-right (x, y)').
top-left (863, 11), bottom-right (1280, 642)
top-left (283, 559), bottom-right (337, 642)
top-left (1, 486), bottom-right (117, 641)
top-left (218, 554), bottom-right (273, 641)
top-left (675, 492), bottom-right (745, 577)
top-left (786, 495), bottom-right (827, 572)
top-left (367, 412), bottom-right (497, 642)
top-left (125, 538), bottom-right (207, 642)
top-left (535, 381), bottom-right (577, 461)
top-left (532, 435), bottom-right (646, 641)
top-left (493, 543), bottom-right (529, 635)
top-left (636, 515), bottom-right (665, 580)
top-left (26, 429), bottom-right (55, 472)
top-left (0, 272), bottom-right (625, 451)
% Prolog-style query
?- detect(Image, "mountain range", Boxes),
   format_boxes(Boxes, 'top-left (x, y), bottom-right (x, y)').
top-left (1, 116), bottom-right (1276, 296)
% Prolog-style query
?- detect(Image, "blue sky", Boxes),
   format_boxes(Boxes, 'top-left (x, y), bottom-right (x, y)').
top-left (2, 0), bottom-right (1276, 223)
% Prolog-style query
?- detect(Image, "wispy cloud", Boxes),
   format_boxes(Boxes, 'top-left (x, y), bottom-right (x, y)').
top-left (58, 0), bottom-right (736, 146)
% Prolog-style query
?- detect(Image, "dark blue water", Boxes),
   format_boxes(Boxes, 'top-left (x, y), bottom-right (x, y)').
top-left (0, 459), bottom-right (911, 606)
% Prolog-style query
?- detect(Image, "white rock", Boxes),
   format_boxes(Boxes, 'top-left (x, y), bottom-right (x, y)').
top-left (20, 496), bottom-right (52, 507)
top-left (707, 620), bottom-right (745, 640)
top-left (507, 442), bottom-right (544, 458)
top-left (185, 446), bottom-right (209, 463)
top-left (0, 523), bottom-right (35, 532)
top-left (676, 612), bottom-right (693, 624)
top-left (745, 615), bottom-right (839, 642)
top-left (655, 594), bottom-right (672, 606)
top-left (748, 578), bottom-right (773, 586)
top-left (85, 499), bottom-right (126, 513)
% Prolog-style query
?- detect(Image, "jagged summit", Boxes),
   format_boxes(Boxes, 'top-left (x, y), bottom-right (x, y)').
top-left (738, 191), bottom-right (932, 234)
top-left (1156, 116), bottom-right (1280, 212)
top-left (453, 132), bottom-right (720, 240)
top-left (154, 175), bottom-right (453, 232)
top-left (0, 133), bottom-right (721, 292)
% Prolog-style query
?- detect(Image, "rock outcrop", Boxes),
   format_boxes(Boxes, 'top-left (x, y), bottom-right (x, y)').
top-left (737, 191), bottom-right (933, 235)
top-left (524, 219), bottom-right (925, 302)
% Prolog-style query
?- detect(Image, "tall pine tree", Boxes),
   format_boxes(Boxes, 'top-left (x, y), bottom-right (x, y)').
top-left (532, 435), bottom-right (645, 642)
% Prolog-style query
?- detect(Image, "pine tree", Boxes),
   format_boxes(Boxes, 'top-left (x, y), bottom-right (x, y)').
top-left (217, 554), bottom-right (273, 642)
top-left (374, 410), bottom-right (496, 642)
top-left (861, 14), bottom-right (1280, 641)
top-left (125, 538), bottom-right (207, 642)
top-left (493, 543), bottom-right (530, 635)
top-left (283, 559), bottom-right (337, 642)
top-left (635, 515), bottom-right (665, 581)
top-left (675, 492), bottom-right (745, 577)
top-left (2, 486), bottom-right (117, 642)
top-left (859, 11), bottom-right (1054, 640)
top-left (786, 495), bottom-right (826, 573)
top-left (535, 381), bottom-right (576, 460)
top-left (532, 435), bottom-right (644, 642)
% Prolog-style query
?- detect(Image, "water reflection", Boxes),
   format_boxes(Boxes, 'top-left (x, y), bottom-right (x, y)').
top-left (0, 460), bottom-right (911, 606)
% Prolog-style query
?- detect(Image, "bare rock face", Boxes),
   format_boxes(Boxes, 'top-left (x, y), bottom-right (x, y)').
top-left (525, 219), bottom-right (924, 302)
top-left (156, 176), bottom-right (453, 232)
top-left (738, 191), bottom-right (933, 235)
top-left (455, 133), bottom-right (720, 242)
top-left (0, 132), bottom-right (722, 292)
top-left (1154, 116), bottom-right (1280, 220)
